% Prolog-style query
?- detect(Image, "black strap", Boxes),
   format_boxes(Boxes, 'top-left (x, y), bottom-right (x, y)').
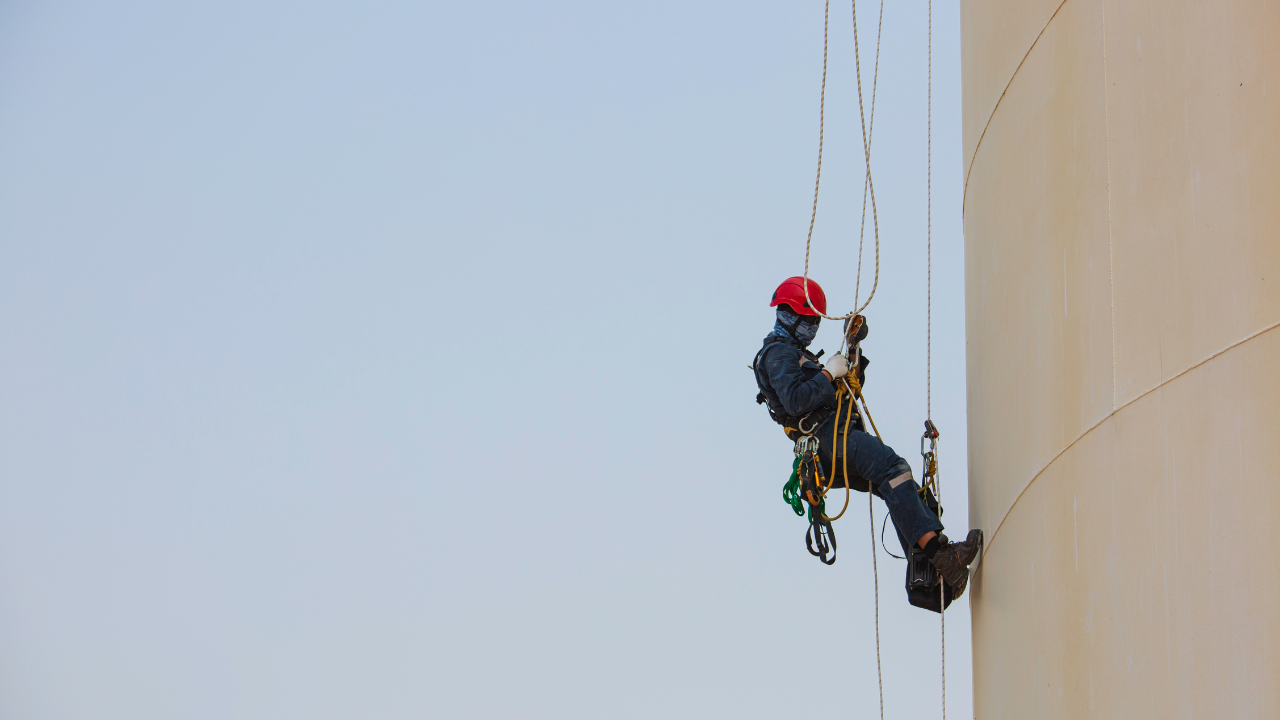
top-left (805, 515), bottom-right (837, 565)
top-left (751, 336), bottom-right (786, 371)
top-left (754, 339), bottom-right (832, 430)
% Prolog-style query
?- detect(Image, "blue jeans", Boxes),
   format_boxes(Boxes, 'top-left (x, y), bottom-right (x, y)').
top-left (815, 417), bottom-right (944, 549)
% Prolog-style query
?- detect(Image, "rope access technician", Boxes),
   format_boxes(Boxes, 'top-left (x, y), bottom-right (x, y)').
top-left (753, 276), bottom-right (980, 600)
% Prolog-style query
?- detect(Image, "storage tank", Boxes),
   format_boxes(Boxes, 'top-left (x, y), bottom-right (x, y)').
top-left (962, 1), bottom-right (1280, 716)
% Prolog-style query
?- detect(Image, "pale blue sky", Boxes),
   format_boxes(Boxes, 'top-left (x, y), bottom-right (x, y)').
top-left (0, 1), bottom-right (971, 717)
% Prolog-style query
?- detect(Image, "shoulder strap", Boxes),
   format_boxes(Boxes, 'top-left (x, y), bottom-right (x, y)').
top-left (751, 337), bottom-right (788, 370)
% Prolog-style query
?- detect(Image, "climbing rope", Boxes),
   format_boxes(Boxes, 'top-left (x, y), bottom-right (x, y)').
top-left (799, 0), bottom-right (883, 323)
top-left (813, 325), bottom-right (886, 720)
top-left (817, 388), bottom-right (854, 522)
top-left (868, 447), bottom-right (885, 720)
top-left (854, 382), bottom-right (886, 720)
top-left (925, 0), bottom-right (948, 716)
top-left (848, 0), bottom-right (883, 316)
top-left (798, 5), bottom-right (889, 707)
top-left (800, 0), bottom-right (831, 316)
top-left (854, 0), bottom-right (885, 308)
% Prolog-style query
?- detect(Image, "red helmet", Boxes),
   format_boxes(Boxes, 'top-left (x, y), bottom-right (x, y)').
top-left (770, 276), bottom-right (827, 316)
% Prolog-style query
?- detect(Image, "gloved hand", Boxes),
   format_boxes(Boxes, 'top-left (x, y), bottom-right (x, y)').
top-left (823, 353), bottom-right (849, 380)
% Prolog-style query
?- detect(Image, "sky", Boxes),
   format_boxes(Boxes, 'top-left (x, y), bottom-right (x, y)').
top-left (0, 1), bottom-right (971, 718)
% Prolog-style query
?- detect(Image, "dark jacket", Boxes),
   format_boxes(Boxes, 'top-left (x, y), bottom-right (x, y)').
top-left (753, 336), bottom-right (837, 429)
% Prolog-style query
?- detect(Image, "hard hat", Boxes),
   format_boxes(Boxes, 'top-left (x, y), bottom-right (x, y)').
top-left (770, 276), bottom-right (827, 316)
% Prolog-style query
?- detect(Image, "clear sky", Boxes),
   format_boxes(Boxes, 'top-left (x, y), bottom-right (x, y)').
top-left (0, 1), bottom-right (971, 717)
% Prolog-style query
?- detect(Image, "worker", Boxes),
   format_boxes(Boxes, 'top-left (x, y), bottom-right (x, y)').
top-left (753, 276), bottom-right (980, 593)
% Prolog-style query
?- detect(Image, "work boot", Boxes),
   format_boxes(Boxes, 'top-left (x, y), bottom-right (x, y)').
top-left (929, 529), bottom-right (982, 587)
top-left (947, 571), bottom-right (968, 601)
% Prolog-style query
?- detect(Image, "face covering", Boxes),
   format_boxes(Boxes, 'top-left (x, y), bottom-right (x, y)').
top-left (772, 308), bottom-right (820, 346)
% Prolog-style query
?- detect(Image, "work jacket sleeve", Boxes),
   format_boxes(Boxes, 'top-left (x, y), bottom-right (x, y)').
top-left (763, 344), bottom-right (837, 418)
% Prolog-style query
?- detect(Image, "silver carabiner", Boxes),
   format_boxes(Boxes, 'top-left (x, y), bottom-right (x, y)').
top-left (795, 435), bottom-right (819, 457)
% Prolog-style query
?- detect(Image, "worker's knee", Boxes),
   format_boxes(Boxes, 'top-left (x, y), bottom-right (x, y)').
top-left (887, 457), bottom-right (913, 481)
top-left (873, 458), bottom-right (915, 493)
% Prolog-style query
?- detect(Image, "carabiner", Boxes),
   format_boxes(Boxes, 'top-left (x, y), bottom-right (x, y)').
top-left (795, 434), bottom-right (819, 458)
top-left (920, 419), bottom-right (939, 456)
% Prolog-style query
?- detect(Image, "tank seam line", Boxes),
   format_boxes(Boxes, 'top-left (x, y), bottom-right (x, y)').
top-left (961, 0), bottom-right (1071, 216)
top-left (975, 318), bottom-right (1280, 568)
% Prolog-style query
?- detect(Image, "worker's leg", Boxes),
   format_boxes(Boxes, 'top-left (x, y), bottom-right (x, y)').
top-left (816, 424), bottom-right (943, 548)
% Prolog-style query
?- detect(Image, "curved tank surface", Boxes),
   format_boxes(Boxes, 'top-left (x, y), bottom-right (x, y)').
top-left (962, 0), bottom-right (1280, 716)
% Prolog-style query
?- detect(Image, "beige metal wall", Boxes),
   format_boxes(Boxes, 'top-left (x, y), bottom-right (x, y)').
top-left (962, 1), bottom-right (1280, 716)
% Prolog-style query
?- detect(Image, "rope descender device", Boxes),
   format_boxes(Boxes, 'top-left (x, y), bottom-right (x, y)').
top-left (919, 418), bottom-right (940, 507)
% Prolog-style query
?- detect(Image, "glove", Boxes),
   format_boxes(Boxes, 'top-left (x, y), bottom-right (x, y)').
top-left (823, 353), bottom-right (849, 380)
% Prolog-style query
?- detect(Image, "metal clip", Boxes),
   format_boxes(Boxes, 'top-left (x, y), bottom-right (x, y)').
top-left (920, 419), bottom-right (940, 497)
top-left (795, 435), bottom-right (819, 458)
top-left (797, 412), bottom-right (823, 436)
top-left (920, 419), bottom-right (939, 457)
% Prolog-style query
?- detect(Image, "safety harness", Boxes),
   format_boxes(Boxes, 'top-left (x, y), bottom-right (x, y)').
top-left (752, 339), bottom-right (834, 440)
top-left (755, 316), bottom-right (962, 614)
top-left (754, 316), bottom-right (871, 565)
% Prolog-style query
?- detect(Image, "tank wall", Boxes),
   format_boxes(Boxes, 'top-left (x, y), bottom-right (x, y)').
top-left (962, 1), bottom-right (1280, 716)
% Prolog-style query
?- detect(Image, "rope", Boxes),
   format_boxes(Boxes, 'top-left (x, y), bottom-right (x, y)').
top-left (800, 0), bottom-right (883, 322)
top-left (927, 0), bottom-right (933, 422)
top-left (800, 0), bottom-right (830, 314)
top-left (854, 383), bottom-right (886, 720)
top-left (818, 390), bottom-right (854, 522)
top-left (940, 596), bottom-right (947, 718)
top-left (926, 2), bottom-right (947, 718)
top-left (854, 0), bottom-right (885, 308)
top-left (784, 6), bottom-right (896, 719)
top-left (848, 0), bottom-right (883, 317)
top-left (858, 391), bottom-right (882, 445)
top-left (937, 432), bottom-right (947, 720)
top-left (870, 477), bottom-right (885, 720)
